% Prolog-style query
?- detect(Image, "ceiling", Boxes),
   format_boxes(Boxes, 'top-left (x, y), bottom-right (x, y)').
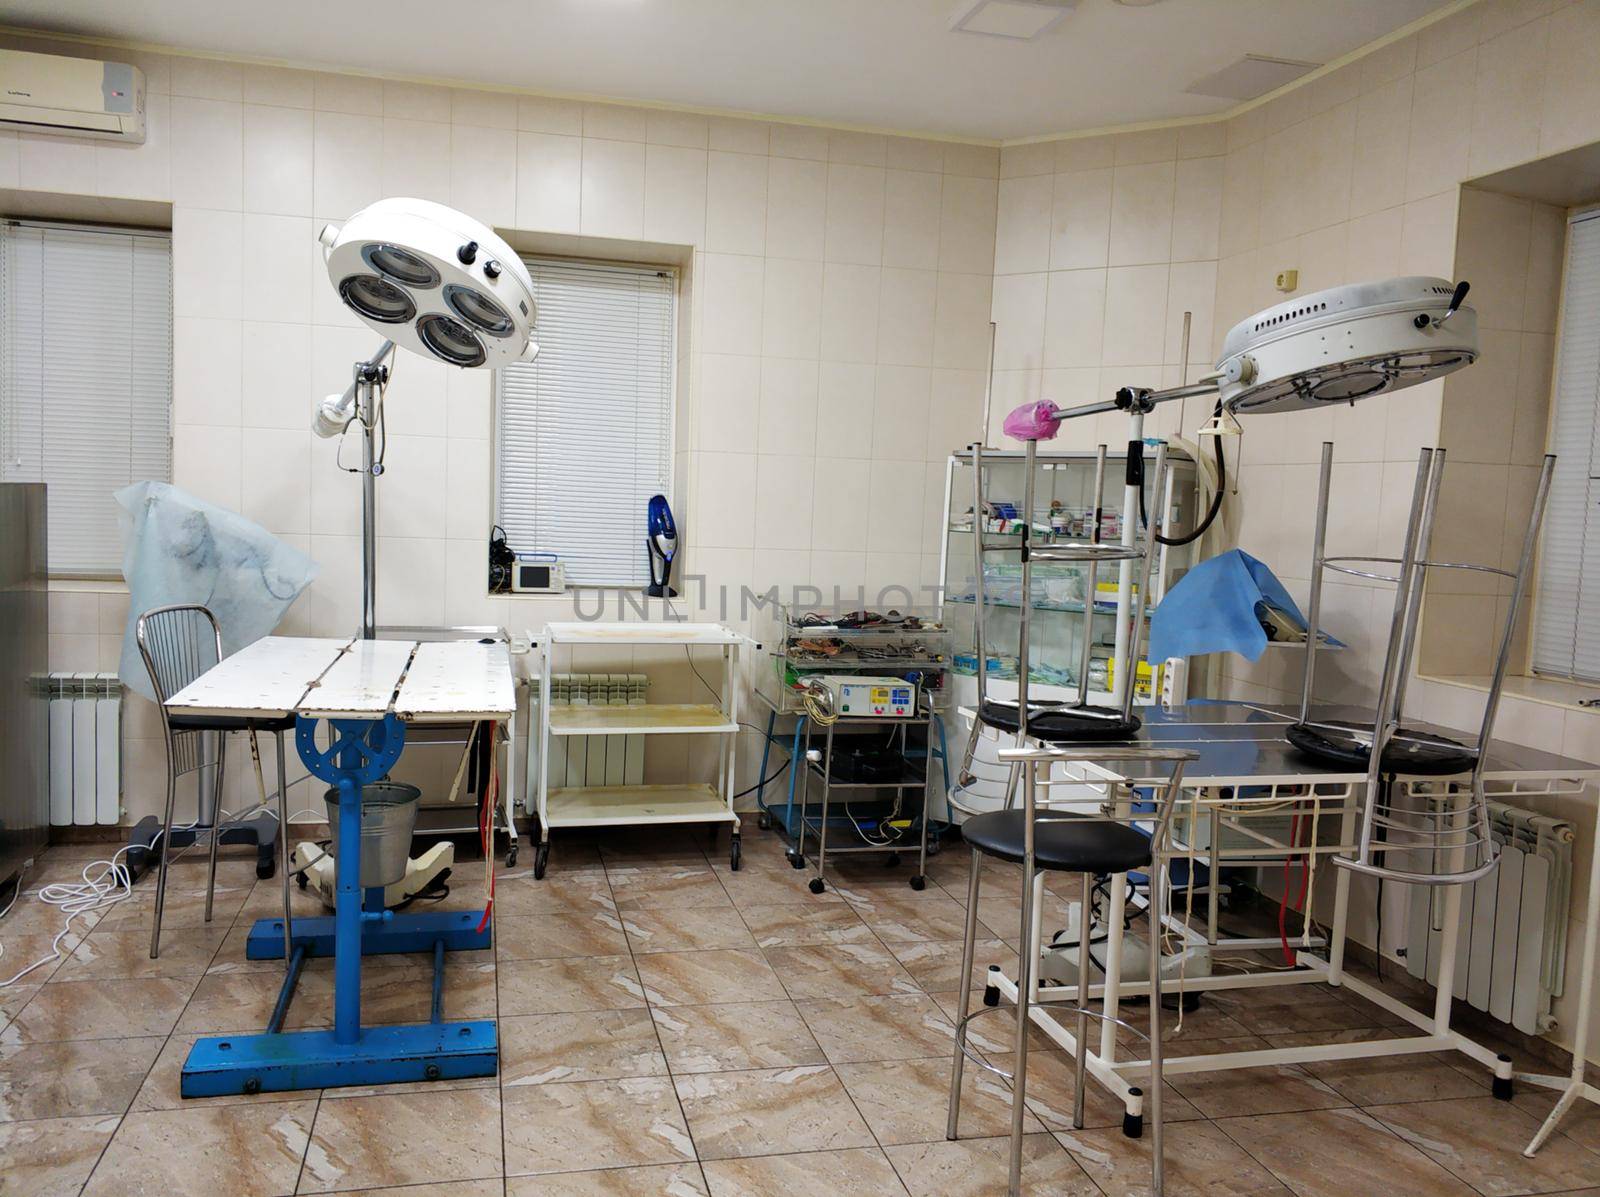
top-left (0, 0), bottom-right (1455, 141)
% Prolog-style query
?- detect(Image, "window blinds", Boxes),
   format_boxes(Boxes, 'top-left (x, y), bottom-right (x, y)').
top-left (0, 222), bottom-right (172, 576)
top-left (1533, 211), bottom-right (1600, 680)
top-left (495, 257), bottom-right (675, 587)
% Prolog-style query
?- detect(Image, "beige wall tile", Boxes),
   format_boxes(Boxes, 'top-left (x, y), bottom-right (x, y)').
top-left (1108, 160), bottom-right (1176, 267)
top-left (1171, 156), bottom-right (1223, 262)
top-left (993, 174), bottom-right (1052, 275)
top-left (705, 151), bottom-right (768, 256)
top-left (580, 137), bottom-right (647, 239)
top-left (882, 170), bottom-right (942, 271)
top-left (1049, 167), bottom-right (1113, 271)
top-left (1469, 15), bottom-right (1550, 176)
top-left (823, 163), bottom-right (886, 266)
top-left (515, 132), bottom-right (582, 233)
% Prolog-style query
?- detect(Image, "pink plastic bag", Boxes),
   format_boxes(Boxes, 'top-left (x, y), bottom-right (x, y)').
top-left (1002, 400), bottom-right (1062, 442)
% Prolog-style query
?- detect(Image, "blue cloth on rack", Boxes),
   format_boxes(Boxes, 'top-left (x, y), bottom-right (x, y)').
top-left (1148, 548), bottom-right (1334, 664)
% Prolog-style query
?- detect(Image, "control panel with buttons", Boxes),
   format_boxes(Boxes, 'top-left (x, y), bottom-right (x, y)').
top-left (815, 675), bottom-right (918, 719)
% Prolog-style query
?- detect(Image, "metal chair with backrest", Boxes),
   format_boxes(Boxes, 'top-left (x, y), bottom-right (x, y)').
top-left (136, 604), bottom-right (294, 959)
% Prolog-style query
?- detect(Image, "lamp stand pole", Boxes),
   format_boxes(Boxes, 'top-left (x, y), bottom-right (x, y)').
top-left (352, 352), bottom-right (390, 641)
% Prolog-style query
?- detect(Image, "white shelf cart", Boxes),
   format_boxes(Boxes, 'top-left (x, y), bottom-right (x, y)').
top-left (532, 621), bottom-right (744, 877)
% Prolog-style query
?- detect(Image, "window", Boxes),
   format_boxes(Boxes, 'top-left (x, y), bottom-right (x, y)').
top-left (0, 221), bottom-right (172, 576)
top-left (494, 257), bottom-right (675, 588)
top-left (1534, 209), bottom-right (1600, 680)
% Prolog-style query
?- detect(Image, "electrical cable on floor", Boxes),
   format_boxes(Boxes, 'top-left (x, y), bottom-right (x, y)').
top-left (0, 848), bottom-right (136, 988)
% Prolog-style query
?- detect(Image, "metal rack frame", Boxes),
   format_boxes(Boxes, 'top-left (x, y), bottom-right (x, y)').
top-left (533, 621), bottom-right (744, 877)
top-left (787, 703), bottom-right (939, 893)
top-left (952, 436), bottom-right (1171, 813)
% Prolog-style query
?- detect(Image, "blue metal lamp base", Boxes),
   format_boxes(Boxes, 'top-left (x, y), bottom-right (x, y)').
top-left (244, 909), bottom-right (493, 959)
top-left (181, 713), bottom-right (499, 1099)
top-left (182, 1020), bottom-right (497, 1097)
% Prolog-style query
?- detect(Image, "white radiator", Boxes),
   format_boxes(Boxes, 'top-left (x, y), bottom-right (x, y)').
top-left (1405, 789), bottom-right (1575, 1036)
top-left (539, 673), bottom-right (647, 789)
top-left (47, 672), bottom-right (122, 826)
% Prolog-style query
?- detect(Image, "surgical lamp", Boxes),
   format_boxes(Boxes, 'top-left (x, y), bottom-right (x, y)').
top-left (996, 275), bottom-right (1478, 706)
top-left (311, 198), bottom-right (539, 638)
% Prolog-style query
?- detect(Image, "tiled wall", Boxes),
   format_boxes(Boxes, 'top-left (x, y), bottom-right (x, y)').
top-left (989, 123), bottom-right (1226, 452)
top-left (1420, 185), bottom-right (1565, 678)
top-left (5, 32), bottom-right (1001, 825)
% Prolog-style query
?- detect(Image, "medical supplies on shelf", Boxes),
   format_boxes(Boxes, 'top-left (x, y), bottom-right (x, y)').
top-left (938, 446), bottom-right (1197, 720)
top-left (754, 604), bottom-right (951, 719)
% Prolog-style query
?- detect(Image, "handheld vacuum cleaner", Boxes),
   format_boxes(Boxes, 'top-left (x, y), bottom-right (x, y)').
top-left (646, 493), bottom-right (678, 598)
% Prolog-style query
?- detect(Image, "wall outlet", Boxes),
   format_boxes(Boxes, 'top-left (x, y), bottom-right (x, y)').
top-left (1274, 269), bottom-right (1298, 292)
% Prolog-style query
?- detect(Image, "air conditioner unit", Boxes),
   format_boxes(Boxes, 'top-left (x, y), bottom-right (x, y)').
top-left (0, 48), bottom-right (145, 143)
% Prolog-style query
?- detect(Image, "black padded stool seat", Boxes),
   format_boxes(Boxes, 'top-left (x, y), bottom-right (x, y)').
top-left (963, 809), bottom-right (1152, 873)
top-left (1286, 720), bottom-right (1477, 776)
top-left (979, 699), bottom-right (1141, 743)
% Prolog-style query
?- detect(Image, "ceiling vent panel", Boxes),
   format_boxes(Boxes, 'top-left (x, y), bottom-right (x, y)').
top-left (948, 0), bottom-right (1079, 40)
top-left (1185, 54), bottom-right (1320, 101)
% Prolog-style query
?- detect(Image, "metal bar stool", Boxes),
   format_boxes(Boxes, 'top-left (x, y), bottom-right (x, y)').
top-left (946, 742), bottom-right (1196, 1196)
top-left (1291, 442), bottom-right (1557, 887)
top-left (137, 604), bottom-right (295, 960)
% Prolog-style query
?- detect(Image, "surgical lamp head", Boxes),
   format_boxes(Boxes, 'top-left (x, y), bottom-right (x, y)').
top-left (318, 197), bottom-right (539, 371)
top-left (1215, 276), bottom-right (1476, 413)
top-left (1003, 275), bottom-right (1478, 440)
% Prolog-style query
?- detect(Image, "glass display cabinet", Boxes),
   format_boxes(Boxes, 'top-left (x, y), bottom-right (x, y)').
top-left (938, 445), bottom-right (1201, 715)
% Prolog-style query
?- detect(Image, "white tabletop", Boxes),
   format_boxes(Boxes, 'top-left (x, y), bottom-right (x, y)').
top-left (301, 638), bottom-right (417, 720)
top-left (395, 641), bottom-right (516, 722)
top-left (163, 635), bottom-right (515, 725)
top-left (163, 636), bottom-right (349, 721)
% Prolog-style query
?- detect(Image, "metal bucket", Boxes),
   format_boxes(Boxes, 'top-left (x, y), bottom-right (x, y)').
top-left (324, 781), bottom-right (422, 887)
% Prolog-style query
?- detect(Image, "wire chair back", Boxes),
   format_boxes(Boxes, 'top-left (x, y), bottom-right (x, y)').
top-left (137, 603), bottom-right (224, 778)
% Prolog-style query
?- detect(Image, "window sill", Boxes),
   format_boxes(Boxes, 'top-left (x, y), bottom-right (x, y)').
top-left (48, 578), bottom-right (128, 594)
top-left (1420, 672), bottom-right (1600, 715)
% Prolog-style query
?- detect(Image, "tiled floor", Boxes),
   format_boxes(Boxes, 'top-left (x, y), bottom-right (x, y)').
top-left (3, 830), bottom-right (1600, 1196)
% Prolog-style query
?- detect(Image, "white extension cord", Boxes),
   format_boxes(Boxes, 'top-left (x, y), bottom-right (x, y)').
top-left (0, 849), bottom-right (136, 988)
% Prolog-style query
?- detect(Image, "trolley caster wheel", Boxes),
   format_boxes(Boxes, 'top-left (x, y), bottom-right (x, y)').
top-left (1492, 1057), bottom-right (1514, 1101)
top-left (787, 851), bottom-right (805, 870)
top-left (808, 877), bottom-right (825, 895)
top-left (255, 858), bottom-right (275, 881)
top-left (730, 838), bottom-right (742, 871)
top-left (757, 810), bottom-right (773, 831)
top-left (424, 1063), bottom-right (441, 1080)
top-left (1161, 990), bottom-right (1202, 1014)
top-left (243, 1077), bottom-right (261, 1096)
top-left (909, 875), bottom-right (927, 891)
top-left (296, 872), bottom-right (308, 890)
top-left (505, 847), bottom-right (518, 869)
top-left (1122, 1104), bottom-right (1144, 1139)
top-left (885, 852), bottom-right (901, 868)
top-left (983, 983), bottom-right (1000, 1008)
top-left (533, 844), bottom-right (550, 881)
